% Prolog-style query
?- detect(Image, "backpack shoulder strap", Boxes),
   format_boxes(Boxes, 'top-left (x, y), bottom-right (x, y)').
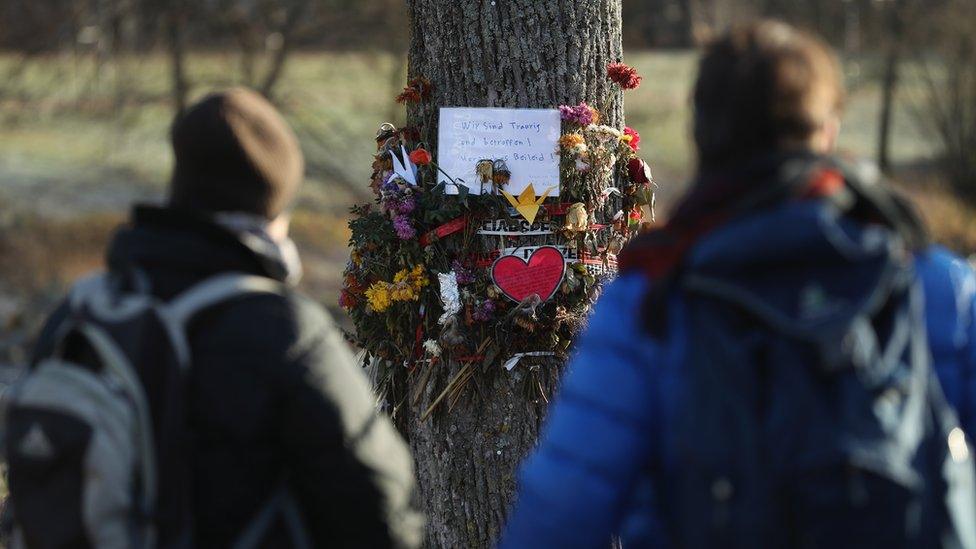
top-left (166, 273), bottom-right (285, 326)
top-left (159, 273), bottom-right (285, 368)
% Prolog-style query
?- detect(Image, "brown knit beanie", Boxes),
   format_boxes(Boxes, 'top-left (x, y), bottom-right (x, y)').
top-left (169, 87), bottom-right (304, 220)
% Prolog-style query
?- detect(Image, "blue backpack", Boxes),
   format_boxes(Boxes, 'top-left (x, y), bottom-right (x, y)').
top-left (659, 216), bottom-right (976, 548)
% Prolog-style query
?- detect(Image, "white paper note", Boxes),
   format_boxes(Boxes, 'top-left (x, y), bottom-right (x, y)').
top-left (437, 107), bottom-right (561, 196)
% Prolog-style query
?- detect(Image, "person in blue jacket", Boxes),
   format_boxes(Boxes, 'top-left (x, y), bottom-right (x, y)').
top-left (502, 20), bottom-right (976, 549)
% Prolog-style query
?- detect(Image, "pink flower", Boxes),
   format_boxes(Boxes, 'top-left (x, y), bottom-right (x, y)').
top-left (623, 126), bottom-right (641, 152)
top-left (558, 102), bottom-right (597, 126)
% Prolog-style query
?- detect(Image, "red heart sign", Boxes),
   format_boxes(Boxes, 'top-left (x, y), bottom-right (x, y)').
top-left (490, 246), bottom-right (566, 303)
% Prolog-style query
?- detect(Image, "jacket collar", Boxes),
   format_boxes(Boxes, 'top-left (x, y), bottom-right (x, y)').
top-left (107, 205), bottom-right (292, 283)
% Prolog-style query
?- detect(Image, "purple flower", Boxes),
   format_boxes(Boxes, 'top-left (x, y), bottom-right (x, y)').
top-left (452, 259), bottom-right (475, 285)
top-left (392, 215), bottom-right (416, 240)
top-left (472, 299), bottom-right (496, 322)
top-left (396, 196), bottom-right (416, 215)
top-left (558, 102), bottom-right (596, 126)
top-left (382, 172), bottom-right (401, 193)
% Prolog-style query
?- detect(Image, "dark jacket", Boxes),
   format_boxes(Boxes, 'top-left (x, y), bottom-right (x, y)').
top-left (33, 206), bottom-right (423, 548)
top-left (501, 155), bottom-right (976, 548)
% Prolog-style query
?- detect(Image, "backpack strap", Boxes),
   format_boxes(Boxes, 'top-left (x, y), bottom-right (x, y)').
top-left (231, 484), bottom-right (312, 549)
top-left (159, 273), bottom-right (285, 368)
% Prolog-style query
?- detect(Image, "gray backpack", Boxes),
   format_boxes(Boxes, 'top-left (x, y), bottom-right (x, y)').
top-left (1, 272), bottom-right (311, 549)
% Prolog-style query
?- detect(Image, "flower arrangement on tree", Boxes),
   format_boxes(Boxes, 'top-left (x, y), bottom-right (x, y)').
top-left (342, 62), bottom-right (655, 415)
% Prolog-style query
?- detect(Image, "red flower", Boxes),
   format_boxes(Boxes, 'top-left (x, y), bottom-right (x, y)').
top-left (607, 62), bottom-right (642, 90)
top-left (395, 88), bottom-right (422, 104)
top-left (409, 148), bottom-right (432, 165)
top-left (395, 77), bottom-right (433, 104)
top-left (627, 158), bottom-right (652, 185)
top-left (339, 289), bottom-right (358, 310)
top-left (623, 126), bottom-right (641, 152)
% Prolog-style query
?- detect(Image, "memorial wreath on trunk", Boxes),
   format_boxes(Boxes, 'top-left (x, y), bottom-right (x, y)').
top-left (341, 64), bottom-right (655, 415)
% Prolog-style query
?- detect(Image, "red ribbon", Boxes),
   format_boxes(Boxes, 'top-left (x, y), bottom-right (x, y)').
top-left (420, 217), bottom-right (468, 246)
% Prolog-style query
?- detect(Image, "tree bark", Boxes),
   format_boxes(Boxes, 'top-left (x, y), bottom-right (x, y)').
top-left (402, 2), bottom-right (622, 547)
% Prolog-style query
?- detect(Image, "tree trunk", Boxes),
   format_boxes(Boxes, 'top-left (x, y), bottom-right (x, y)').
top-left (165, 2), bottom-right (189, 115)
top-left (877, 46), bottom-right (900, 173)
top-left (877, 0), bottom-right (904, 174)
top-left (402, 2), bottom-right (622, 547)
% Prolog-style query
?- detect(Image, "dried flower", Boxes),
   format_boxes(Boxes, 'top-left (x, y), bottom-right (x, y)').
top-left (607, 62), bottom-right (642, 90)
top-left (395, 77), bottom-right (433, 104)
top-left (558, 102), bottom-right (598, 126)
top-left (586, 124), bottom-right (622, 140)
top-left (409, 148), bottom-right (432, 166)
top-left (393, 215), bottom-right (416, 240)
top-left (558, 133), bottom-right (586, 152)
top-left (476, 159), bottom-right (494, 184)
top-left (492, 159), bottom-right (511, 187)
top-left (622, 126), bottom-right (640, 152)
top-left (564, 202), bottom-right (589, 233)
top-left (395, 88), bottom-right (421, 104)
top-left (339, 289), bottom-right (356, 310)
top-left (452, 259), bottom-right (476, 285)
top-left (365, 282), bottom-right (393, 312)
top-left (471, 299), bottom-right (496, 322)
top-left (423, 339), bottom-right (442, 357)
top-left (627, 158), bottom-right (653, 185)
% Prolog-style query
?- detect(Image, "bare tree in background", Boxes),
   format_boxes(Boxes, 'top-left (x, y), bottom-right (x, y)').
top-left (203, 0), bottom-right (312, 100)
top-left (876, 0), bottom-right (907, 173)
top-left (163, 0), bottom-right (190, 113)
top-left (917, 0), bottom-right (976, 202)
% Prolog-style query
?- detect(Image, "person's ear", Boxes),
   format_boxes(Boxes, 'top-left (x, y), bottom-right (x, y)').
top-left (267, 213), bottom-right (292, 242)
top-left (817, 114), bottom-right (841, 153)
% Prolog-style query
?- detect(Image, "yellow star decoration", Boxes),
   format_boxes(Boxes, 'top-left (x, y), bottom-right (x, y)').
top-left (500, 183), bottom-right (555, 225)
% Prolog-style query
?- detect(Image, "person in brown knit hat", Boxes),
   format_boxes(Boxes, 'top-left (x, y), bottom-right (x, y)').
top-left (22, 89), bottom-right (424, 548)
top-left (169, 87), bottom-right (304, 220)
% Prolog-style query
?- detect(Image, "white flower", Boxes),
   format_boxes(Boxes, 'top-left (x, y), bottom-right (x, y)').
top-left (575, 158), bottom-right (591, 172)
top-left (423, 339), bottom-right (442, 357)
top-left (585, 124), bottom-right (622, 139)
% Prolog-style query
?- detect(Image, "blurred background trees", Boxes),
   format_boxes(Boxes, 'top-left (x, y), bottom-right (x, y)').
top-left (1, 0), bottom-right (975, 366)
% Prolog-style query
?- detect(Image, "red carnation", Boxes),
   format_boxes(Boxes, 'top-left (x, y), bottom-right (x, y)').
top-left (607, 62), bottom-right (642, 90)
top-left (623, 126), bottom-right (641, 152)
top-left (627, 158), bottom-right (652, 185)
top-left (409, 148), bottom-right (432, 165)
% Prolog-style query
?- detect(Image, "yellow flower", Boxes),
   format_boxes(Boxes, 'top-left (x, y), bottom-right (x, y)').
top-left (390, 281), bottom-right (417, 302)
top-left (373, 265), bottom-right (428, 308)
top-left (588, 106), bottom-right (601, 125)
top-left (365, 282), bottom-right (393, 312)
top-left (409, 265), bottom-right (429, 290)
top-left (559, 133), bottom-right (585, 150)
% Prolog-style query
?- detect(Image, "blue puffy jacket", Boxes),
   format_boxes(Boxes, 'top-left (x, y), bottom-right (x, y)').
top-left (501, 200), bottom-right (976, 548)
